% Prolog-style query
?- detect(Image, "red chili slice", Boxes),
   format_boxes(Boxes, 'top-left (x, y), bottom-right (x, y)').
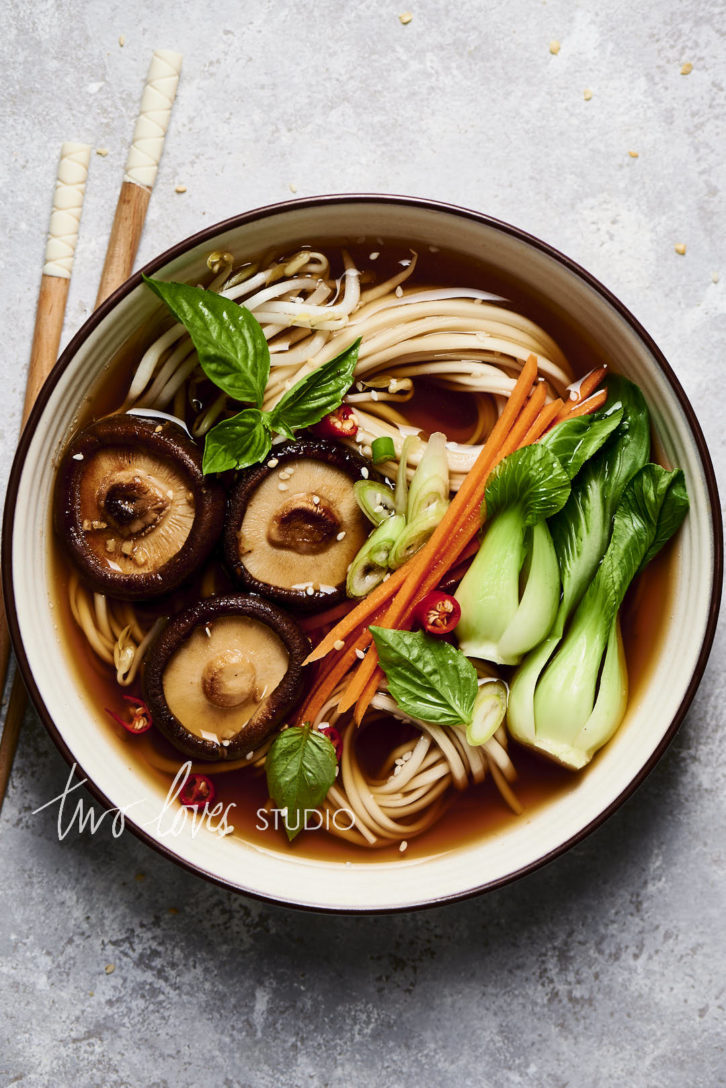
top-left (309, 404), bottom-right (359, 440)
top-left (317, 722), bottom-right (343, 761)
top-left (179, 773), bottom-right (217, 809)
top-left (105, 695), bottom-right (153, 735)
top-left (412, 591), bottom-right (461, 638)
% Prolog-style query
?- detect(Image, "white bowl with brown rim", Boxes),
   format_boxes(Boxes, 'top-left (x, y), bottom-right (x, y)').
top-left (2, 196), bottom-right (721, 912)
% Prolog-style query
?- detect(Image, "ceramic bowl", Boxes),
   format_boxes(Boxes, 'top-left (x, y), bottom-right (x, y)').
top-left (3, 196), bottom-right (721, 911)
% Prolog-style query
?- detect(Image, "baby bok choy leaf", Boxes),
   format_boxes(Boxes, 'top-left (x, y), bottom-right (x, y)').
top-left (548, 376), bottom-right (651, 628)
top-left (507, 464), bottom-right (689, 770)
top-left (455, 444), bottom-right (571, 665)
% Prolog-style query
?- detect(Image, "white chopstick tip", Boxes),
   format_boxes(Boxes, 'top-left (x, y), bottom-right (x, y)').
top-left (43, 142), bottom-right (92, 279)
top-left (153, 48), bottom-right (183, 73)
top-left (123, 49), bottom-right (183, 190)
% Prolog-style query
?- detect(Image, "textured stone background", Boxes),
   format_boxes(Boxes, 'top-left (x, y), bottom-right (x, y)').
top-left (1, 2), bottom-right (724, 1085)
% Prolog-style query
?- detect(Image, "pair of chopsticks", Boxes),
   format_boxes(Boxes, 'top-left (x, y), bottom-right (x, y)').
top-left (0, 49), bottom-right (183, 813)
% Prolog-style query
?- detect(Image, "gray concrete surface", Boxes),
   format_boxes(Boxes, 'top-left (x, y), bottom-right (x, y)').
top-left (1, 1), bottom-right (724, 1085)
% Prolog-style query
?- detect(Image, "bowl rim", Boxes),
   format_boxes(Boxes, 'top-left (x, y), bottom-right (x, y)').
top-left (2, 192), bottom-right (723, 913)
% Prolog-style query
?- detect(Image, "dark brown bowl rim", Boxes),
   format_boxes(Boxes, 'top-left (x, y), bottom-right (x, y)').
top-left (2, 193), bottom-right (722, 914)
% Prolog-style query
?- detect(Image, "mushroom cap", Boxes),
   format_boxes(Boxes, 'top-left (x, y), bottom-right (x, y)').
top-left (143, 594), bottom-right (310, 761)
top-left (223, 438), bottom-right (372, 612)
top-left (54, 414), bottom-right (225, 600)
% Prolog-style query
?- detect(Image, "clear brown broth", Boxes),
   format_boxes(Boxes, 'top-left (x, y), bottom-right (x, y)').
top-left (48, 238), bottom-right (676, 862)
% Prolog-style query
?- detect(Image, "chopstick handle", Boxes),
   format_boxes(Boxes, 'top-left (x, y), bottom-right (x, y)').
top-left (95, 49), bottom-right (182, 307)
top-left (0, 141), bottom-right (90, 812)
top-left (94, 181), bottom-right (151, 308)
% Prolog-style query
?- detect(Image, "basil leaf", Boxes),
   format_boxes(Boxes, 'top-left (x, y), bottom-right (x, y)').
top-left (265, 725), bottom-right (338, 841)
top-left (485, 445), bottom-right (571, 527)
top-left (370, 627), bottom-right (478, 726)
top-left (267, 339), bottom-right (360, 436)
top-left (143, 275), bottom-right (270, 406)
top-left (202, 409), bottom-right (271, 473)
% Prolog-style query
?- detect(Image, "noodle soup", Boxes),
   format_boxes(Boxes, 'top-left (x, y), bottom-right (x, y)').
top-left (49, 240), bottom-right (680, 862)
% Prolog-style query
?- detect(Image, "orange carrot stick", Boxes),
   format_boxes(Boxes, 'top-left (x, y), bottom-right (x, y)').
top-left (521, 397), bottom-right (564, 444)
top-left (563, 388), bottom-right (607, 420)
top-left (555, 366), bottom-right (607, 421)
top-left (496, 380), bottom-right (548, 460)
top-left (304, 566), bottom-right (408, 663)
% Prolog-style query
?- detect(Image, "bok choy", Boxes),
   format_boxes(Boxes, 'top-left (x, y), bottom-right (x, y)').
top-left (507, 462), bottom-right (689, 769)
top-left (455, 405), bottom-right (622, 665)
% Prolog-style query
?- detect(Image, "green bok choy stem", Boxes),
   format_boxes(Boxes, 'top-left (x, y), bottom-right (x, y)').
top-left (508, 463), bottom-right (689, 769)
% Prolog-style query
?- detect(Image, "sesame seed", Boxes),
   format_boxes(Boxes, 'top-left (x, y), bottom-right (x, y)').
top-left (395, 285), bottom-right (403, 297)
top-left (312, 494), bottom-right (320, 504)
top-left (105, 964), bottom-right (115, 974)
top-left (118, 35), bottom-right (125, 47)
top-left (371, 390), bottom-right (380, 401)
top-left (399, 11), bottom-right (413, 24)
top-left (675, 243), bottom-right (687, 255)
top-left (369, 251), bottom-right (380, 260)
top-left (278, 482), bottom-right (289, 491)
top-left (333, 639), bottom-right (345, 650)
top-left (361, 467), bottom-right (369, 478)
top-left (306, 585), bottom-right (315, 595)
top-left (403, 751), bottom-right (412, 761)
top-left (72, 452), bottom-right (84, 461)
top-left (246, 751), bottom-right (255, 760)
top-left (399, 840), bottom-right (408, 852)
top-left (95, 148), bottom-right (109, 157)
top-left (174, 184), bottom-right (187, 194)
top-left (680, 62), bottom-right (693, 75)
top-left (336, 531), bottom-right (346, 541)
top-left (289, 182), bottom-right (298, 193)
top-left (712, 272), bottom-right (719, 283)
top-left (393, 764), bottom-right (402, 776)
top-left (628, 150), bottom-right (639, 158)
top-left (278, 470), bottom-right (291, 480)
top-left (583, 88), bottom-right (593, 101)
top-left (267, 458), bottom-right (279, 468)
top-left (549, 39), bottom-right (561, 55)
top-left (355, 648), bottom-right (366, 660)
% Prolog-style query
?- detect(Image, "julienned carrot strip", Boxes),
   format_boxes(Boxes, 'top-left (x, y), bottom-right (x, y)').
top-left (555, 366), bottom-right (607, 422)
top-left (563, 388), bottom-right (607, 420)
top-left (297, 637), bottom-right (368, 725)
top-left (521, 397), bottom-right (564, 445)
top-left (497, 381), bottom-right (548, 460)
top-left (339, 356), bottom-right (541, 715)
top-left (304, 565), bottom-right (408, 663)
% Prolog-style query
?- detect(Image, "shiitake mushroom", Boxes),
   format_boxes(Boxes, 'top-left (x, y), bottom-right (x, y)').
top-left (143, 594), bottom-right (309, 760)
top-left (223, 438), bottom-right (371, 612)
top-left (54, 414), bottom-right (225, 599)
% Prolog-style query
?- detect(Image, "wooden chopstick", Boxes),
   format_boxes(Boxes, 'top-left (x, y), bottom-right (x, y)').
top-left (0, 50), bottom-right (183, 814)
top-left (0, 142), bottom-right (91, 808)
top-left (96, 49), bottom-right (182, 306)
